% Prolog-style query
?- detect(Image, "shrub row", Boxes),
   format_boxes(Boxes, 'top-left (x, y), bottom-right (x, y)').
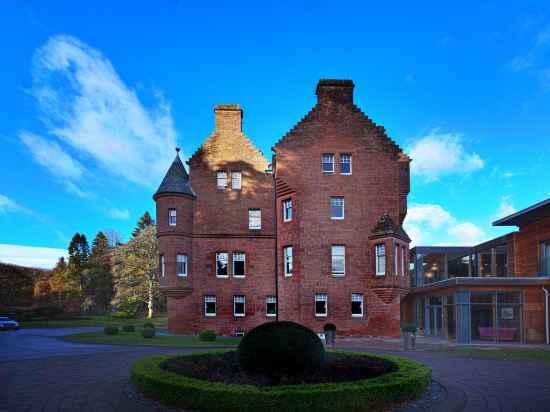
top-left (199, 330), bottom-right (216, 342)
top-left (131, 350), bottom-right (431, 412)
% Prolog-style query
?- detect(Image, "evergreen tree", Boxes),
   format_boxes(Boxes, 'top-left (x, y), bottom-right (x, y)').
top-left (82, 232), bottom-right (113, 312)
top-left (49, 257), bottom-right (79, 305)
top-left (132, 211), bottom-right (155, 237)
top-left (67, 233), bottom-right (90, 294)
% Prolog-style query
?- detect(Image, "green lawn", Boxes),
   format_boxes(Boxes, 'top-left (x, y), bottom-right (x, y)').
top-left (63, 330), bottom-right (241, 347)
top-left (442, 347), bottom-right (550, 362)
top-left (20, 315), bottom-right (167, 329)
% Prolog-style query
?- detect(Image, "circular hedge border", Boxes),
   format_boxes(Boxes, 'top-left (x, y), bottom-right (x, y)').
top-left (130, 350), bottom-right (431, 412)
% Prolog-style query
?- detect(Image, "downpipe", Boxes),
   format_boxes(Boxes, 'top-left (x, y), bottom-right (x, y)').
top-left (543, 287), bottom-right (549, 345)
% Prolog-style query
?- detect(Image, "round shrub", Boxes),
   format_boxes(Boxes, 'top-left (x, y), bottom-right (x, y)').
top-left (104, 326), bottom-right (119, 335)
top-left (238, 321), bottom-right (325, 377)
top-left (142, 327), bottom-right (155, 338)
top-left (199, 330), bottom-right (216, 342)
top-left (122, 325), bottom-right (136, 332)
top-left (143, 322), bottom-right (155, 329)
top-left (111, 311), bottom-right (133, 319)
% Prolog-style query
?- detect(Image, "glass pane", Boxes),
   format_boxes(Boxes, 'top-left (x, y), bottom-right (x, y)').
top-left (234, 260), bottom-right (245, 276)
top-left (497, 292), bottom-right (521, 304)
top-left (445, 304), bottom-right (456, 340)
top-left (448, 255), bottom-right (470, 277)
top-left (497, 304), bottom-right (521, 342)
top-left (217, 253), bottom-right (228, 276)
top-left (471, 292), bottom-right (494, 304)
top-left (316, 301), bottom-right (327, 315)
top-left (421, 253), bottom-right (445, 283)
top-left (471, 303), bottom-right (495, 342)
top-left (495, 245), bottom-right (508, 277)
top-left (479, 250), bottom-right (492, 276)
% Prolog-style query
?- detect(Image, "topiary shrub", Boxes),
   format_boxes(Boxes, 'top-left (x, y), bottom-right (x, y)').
top-left (122, 325), bottom-right (136, 332)
top-left (142, 327), bottom-right (155, 338)
top-left (238, 321), bottom-right (325, 377)
top-left (143, 322), bottom-right (155, 329)
top-left (104, 326), bottom-right (119, 335)
top-left (199, 330), bottom-right (216, 342)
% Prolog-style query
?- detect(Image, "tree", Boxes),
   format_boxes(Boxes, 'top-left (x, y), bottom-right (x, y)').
top-left (104, 229), bottom-right (123, 248)
top-left (48, 257), bottom-right (79, 305)
top-left (82, 232), bottom-right (113, 313)
top-left (112, 225), bottom-right (159, 318)
top-left (67, 233), bottom-right (90, 292)
top-left (132, 211), bottom-right (155, 237)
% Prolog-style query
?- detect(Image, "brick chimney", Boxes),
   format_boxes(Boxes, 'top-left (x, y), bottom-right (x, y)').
top-left (316, 79), bottom-right (355, 105)
top-left (214, 104), bottom-right (242, 133)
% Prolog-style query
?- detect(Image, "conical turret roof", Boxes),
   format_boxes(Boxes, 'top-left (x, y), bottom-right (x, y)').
top-left (153, 149), bottom-right (196, 199)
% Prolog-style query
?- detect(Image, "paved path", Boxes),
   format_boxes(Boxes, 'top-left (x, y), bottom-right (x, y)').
top-left (2, 328), bottom-right (550, 411)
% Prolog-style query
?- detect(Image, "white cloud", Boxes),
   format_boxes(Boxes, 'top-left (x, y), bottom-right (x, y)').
top-left (27, 34), bottom-right (177, 188)
top-left (536, 29), bottom-right (550, 46)
top-left (405, 203), bottom-right (486, 247)
top-left (407, 130), bottom-right (484, 182)
top-left (108, 208), bottom-right (130, 220)
top-left (65, 181), bottom-right (92, 199)
top-left (0, 194), bottom-right (33, 216)
top-left (508, 56), bottom-right (533, 72)
top-left (20, 131), bottom-right (85, 180)
top-left (0, 243), bottom-right (67, 269)
top-left (494, 196), bottom-right (516, 220)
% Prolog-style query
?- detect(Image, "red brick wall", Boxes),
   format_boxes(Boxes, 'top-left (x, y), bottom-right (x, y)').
top-left (514, 216), bottom-right (550, 276)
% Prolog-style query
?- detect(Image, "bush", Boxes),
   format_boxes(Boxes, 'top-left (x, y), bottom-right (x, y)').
top-left (131, 350), bottom-right (432, 412)
top-left (238, 321), bottom-right (325, 377)
top-left (111, 311), bottom-right (134, 319)
top-left (104, 326), bottom-right (119, 335)
top-left (199, 330), bottom-right (216, 342)
top-left (123, 325), bottom-right (136, 332)
top-left (143, 322), bottom-right (155, 329)
top-left (401, 323), bottom-right (417, 334)
top-left (142, 327), bottom-right (155, 338)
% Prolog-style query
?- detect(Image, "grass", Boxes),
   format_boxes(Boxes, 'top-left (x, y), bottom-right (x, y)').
top-left (441, 347), bottom-right (550, 362)
top-left (20, 315), bottom-right (168, 329)
top-left (63, 330), bottom-right (241, 347)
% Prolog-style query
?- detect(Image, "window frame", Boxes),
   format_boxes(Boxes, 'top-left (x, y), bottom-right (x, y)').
top-left (168, 208), bottom-right (177, 226)
top-left (176, 254), bottom-right (187, 277)
top-left (283, 198), bottom-right (293, 222)
top-left (231, 171), bottom-right (242, 190)
top-left (315, 293), bottom-right (328, 317)
top-left (540, 240), bottom-right (550, 276)
top-left (232, 252), bottom-right (246, 278)
top-left (233, 295), bottom-right (246, 317)
top-left (330, 197), bottom-right (345, 220)
top-left (331, 245), bottom-right (346, 277)
top-left (375, 244), bottom-right (386, 276)
top-left (322, 153), bottom-right (335, 174)
top-left (266, 295), bottom-right (277, 317)
top-left (248, 208), bottom-right (262, 230)
top-left (204, 295), bottom-right (216, 317)
top-left (284, 246), bottom-right (293, 276)
top-left (160, 255), bottom-right (165, 278)
top-left (216, 171), bottom-right (228, 189)
top-left (340, 153), bottom-right (352, 175)
top-left (394, 244), bottom-right (399, 276)
top-left (351, 293), bottom-right (364, 317)
top-left (216, 252), bottom-right (229, 278)
top-left (402, 246), bottom-right (407, 277)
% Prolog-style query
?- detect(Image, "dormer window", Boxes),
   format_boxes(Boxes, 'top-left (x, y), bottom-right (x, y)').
top-left (322, 153), bottom-right (334, 173)
top-left (168, 209), bottom-right (177, 226)
top-left (217, 171), bottom-right (228, 189)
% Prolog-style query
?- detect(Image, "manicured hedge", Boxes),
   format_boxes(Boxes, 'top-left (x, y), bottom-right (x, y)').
top-left (131, 350), bottom-right (431, 412)
top-left (199, 330), bottom-right (217, 342)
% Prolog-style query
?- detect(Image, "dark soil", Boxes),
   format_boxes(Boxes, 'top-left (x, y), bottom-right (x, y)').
top-left (162, 352), bottom-right (397, 386)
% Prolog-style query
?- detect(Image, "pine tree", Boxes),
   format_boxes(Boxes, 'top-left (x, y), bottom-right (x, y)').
top-left (132, 211), bottom-right (155, 237)
top-left (82, 232), bottom-right (113, 313)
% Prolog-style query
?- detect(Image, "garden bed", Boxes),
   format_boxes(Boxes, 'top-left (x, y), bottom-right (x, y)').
top-left (131, 350), bottom-right (432, 412)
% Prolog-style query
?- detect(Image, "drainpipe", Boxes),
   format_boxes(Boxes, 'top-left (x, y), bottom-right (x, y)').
top-left (543, 287), bottom-right (549, 345)
top-left (270, 154), bottom-right (279, 322)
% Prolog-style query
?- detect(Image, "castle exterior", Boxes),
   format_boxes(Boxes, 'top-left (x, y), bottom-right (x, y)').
top-left (154, 80), bottom-right (411, 337)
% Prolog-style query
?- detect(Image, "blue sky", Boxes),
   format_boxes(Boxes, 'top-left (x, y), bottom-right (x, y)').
top-left (2, 1), bottom-right (550, 268)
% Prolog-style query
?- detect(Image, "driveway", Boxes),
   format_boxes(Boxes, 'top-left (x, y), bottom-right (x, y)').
top-left (2, 328), bottom-right (550, 411)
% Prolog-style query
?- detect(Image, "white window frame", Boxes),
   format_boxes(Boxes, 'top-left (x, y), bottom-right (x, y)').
top-left (395, 244), bottom-right (399, 276)
top-left (176, 254), bottom-right (187, 277)
top-left (284, 246), bottom-right (293, 276)
top-left (231, 171), bottom-right (242, 190)
top-left (248, 209), bottom-right (261, 230)
top-left (283, 198), bottom-right (292, 222)
top-left (266, 295), bottom-right (277, 317)
top-left (376, 244), bottom-right (386, 276)
top-left (232, 252), bottom-right (246, 278)
top-left (216, 252), bottom-right (229, 278)
top-left (331, 245), bottom-right (345, 276)
top-left (330, 197), bottom-right (345, 220)
top-left (204, 295), bottom-right (216, 317)
top-left (169, 208), bottom-right (177, 226)
top-left (160, 255), bottom-right (165, 278)
top-left (322, 153), bottom-right (335, 173)
top-left (233, 295), bottom-right (245, 317)
top-left (315, 293), bottom-right (328, 317)
top-left (217, 171), bottom-right (228, 189)
top-left (402, 246), bottom-right (407, 277)
top-left (351, 293), bottom-right (364, 317)
top-left (340, 153), bottom-right (352, 175)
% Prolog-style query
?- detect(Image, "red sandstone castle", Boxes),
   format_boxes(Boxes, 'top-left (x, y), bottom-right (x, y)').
top-left (154, 80), bottom-right (411, 337)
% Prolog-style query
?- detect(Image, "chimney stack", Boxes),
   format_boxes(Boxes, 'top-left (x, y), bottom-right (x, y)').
top-left (214, 104), bottom-right (242, 133)
top-left (316, 79), bottom-right (355, 105)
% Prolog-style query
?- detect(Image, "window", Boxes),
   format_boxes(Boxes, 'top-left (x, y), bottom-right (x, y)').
top-left (284, 246), bottom-right (293, 276)
top-left (160, 255), bottom-right (165, 278)
top-left (315, 293), bottom-right (328, 317)
top-left (169, 209), bottom-right (177, 226)
top-left (266, 296), bottom-right (277, 317)
top-left (351, 293), bottom-right (363, 317)
top-left (330, 197), bottom-right (344, 219)
top-left (395, 244), bottom-right (399, 276)
top-left (331, 245), bottom-right (345, 276)
top-left (249, 209), bottom-right (261, 230)
top-left (322, 153), bottom-right (334, 173)
top-left (283, 198), bottom-right (292, 222)
top-left (217, 171), bottom-right (227, 189)
top-left (541, 240), bottom-right (550, 276)
top-left (177, 254), bottom-right (187, 277)
top-left (216, 252), bottom-right (228, 277)
top-left (233, 252), bottom-right (246, 277)
top-left (234, 295), bottom-right (245, 317)
top-left (402, 246), bottom-right (407, 277)
top-left (231, 171), bottom-right (242, 189)
top-left (340, 154), bottom-right (352, 175)
top-left (375, 244), bottom-right (386, 276)
top-left (204, 295), bottom-right (216, 317)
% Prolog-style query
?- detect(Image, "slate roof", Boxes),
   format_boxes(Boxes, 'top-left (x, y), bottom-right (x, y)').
top-left (154, 150), bottom-right (196, 199)
top-left (369, 213), bottom-right (411, 241)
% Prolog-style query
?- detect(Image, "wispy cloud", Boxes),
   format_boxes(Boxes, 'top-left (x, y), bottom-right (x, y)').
top-left (407, 130), bottom-right (484, 182)
top-left (25, 34), bottom-right (177, 188)
top-left (536, 28), bottom-right (550, 46)
top-left (0, 194), bottom-right (32, 215)
top-left (107, 207), bottom-right (130, 220)
top-left (493, 196), bottom-right (516, 221)
top-left (0, 243), bottom-right (67, 269)
top-left (508, 56), bottom-right (533, 72)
